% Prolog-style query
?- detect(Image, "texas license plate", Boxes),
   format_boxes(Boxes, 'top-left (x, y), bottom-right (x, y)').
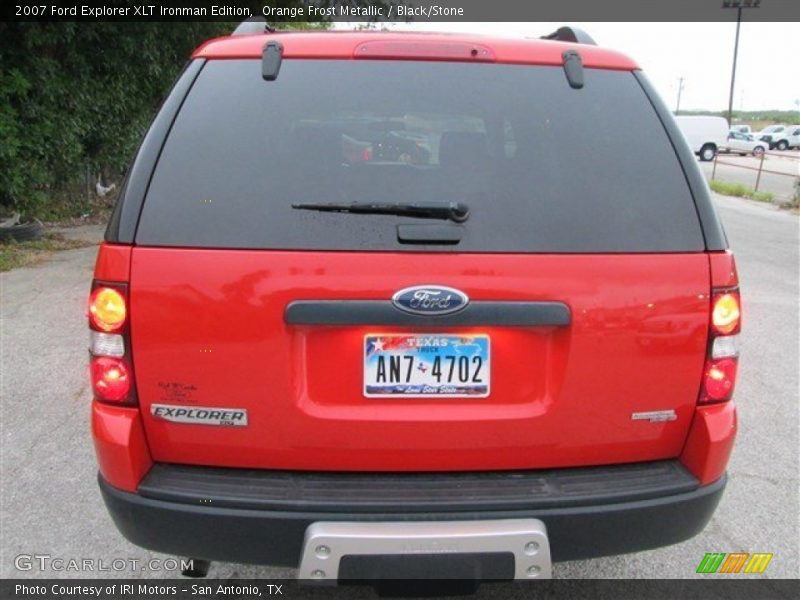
top-left (364, 334), bottom-right (490, 397)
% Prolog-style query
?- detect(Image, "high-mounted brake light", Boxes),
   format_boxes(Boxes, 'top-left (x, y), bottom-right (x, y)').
top-left (89, 286), bottom-right (127, 332)
top-left (353, 40), bottom-right (495, 62)
top-left (700, 285), bottom-right (741, 405)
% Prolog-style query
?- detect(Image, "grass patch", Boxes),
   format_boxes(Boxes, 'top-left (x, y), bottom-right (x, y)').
top-left (0, 233), bottom-right (95, 272)
top-left (750, 190), bottom-right (776, 203)
top-left (709, 180), bottom-right (775, 203)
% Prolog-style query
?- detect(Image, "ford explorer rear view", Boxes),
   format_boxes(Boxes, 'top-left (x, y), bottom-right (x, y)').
top-left (89, 25), bottom-right (741, 582)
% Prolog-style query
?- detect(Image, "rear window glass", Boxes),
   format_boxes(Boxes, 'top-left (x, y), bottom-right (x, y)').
top-left (136, 60), bottom-right (704, 252)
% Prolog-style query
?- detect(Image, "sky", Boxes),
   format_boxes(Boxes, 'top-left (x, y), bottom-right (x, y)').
top-left (334, 22), bottom-right (800, 112)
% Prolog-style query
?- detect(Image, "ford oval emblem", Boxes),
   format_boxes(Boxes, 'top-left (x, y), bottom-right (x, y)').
top-left (391, 285), bottom-right (469, 316)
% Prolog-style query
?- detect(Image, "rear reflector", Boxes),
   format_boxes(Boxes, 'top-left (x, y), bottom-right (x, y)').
top-left (91, 357), bottom-right (131, 403)
top-left (89, 286), bottom-right (127, 332)
top-left (701, 358), bottom-right (738, 403)
top-left (90, 331), bottom-right (125, 357)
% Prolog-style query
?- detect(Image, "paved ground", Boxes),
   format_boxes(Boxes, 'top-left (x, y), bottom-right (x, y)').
top-left (1, 195), bottom-right (798, 590)
top-left (698, 151), bottom-right (799, 202)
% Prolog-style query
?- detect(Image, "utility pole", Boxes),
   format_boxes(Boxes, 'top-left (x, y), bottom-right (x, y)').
top-left (676, 77), bottom-right (685, 113)
top-left (727, 6), bottom-right (741, 126)
top-left (722, 1), bottom-right (761, 127)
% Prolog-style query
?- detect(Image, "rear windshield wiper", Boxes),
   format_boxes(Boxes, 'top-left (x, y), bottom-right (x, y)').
top-left (291, 201), bottom-right (470, 223)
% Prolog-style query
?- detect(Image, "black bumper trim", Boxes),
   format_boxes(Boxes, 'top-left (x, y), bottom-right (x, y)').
top-left (99, 472), bottom-right (726, 565)
top-left (138, 460), bottom-right (699, 513)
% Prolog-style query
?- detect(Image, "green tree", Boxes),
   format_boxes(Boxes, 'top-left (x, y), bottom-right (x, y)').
top-left (0, 23), bottom-right (233, 216)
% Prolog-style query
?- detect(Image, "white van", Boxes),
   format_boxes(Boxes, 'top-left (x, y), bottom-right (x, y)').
top-left (675, 116), bottom-right (729, 161)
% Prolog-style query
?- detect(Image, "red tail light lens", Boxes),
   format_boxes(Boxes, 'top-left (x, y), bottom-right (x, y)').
top-left (88, 279), bottom-right (135, 405)
top-left (91, 357), bottom-right (131, 402)
top-left (89, 286), bottom-right (127, 332)
top-left (711, 291), bottom-right (741, 335)
top-left (702, 358), bottom-right (738, 403)
top-left (700, 285), bottom-right (741, 405)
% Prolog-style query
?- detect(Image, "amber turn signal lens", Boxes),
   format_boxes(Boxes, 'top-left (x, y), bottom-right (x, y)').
top-left (711, 292), bottom-right (740, 335)
top-left (89, 287), bottom-right (127, 332)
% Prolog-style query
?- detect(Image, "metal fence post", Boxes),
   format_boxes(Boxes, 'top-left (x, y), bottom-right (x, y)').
top-left (711, 151), bottom-right (718, 181)
top-left (754, 151), bottom-right (765, 191)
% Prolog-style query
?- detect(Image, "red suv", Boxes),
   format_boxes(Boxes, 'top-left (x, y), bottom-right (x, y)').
top-left (89, 25), bottom-right (740, 581)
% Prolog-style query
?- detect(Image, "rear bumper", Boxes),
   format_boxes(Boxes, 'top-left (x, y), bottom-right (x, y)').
top-left (99, 463), bottom-right (726, 566)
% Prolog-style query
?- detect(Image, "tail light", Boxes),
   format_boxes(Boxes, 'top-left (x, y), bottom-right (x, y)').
top-left (711, 291), bottom-right (741, 335)
top-left (88, 281), bottom-right (136, 405)
top-left (91, 357), bottom-right (131, 402)
top-left (700, 288), bottom-right (741, 404)
top-left (89, 286), bottom-right (127, 332)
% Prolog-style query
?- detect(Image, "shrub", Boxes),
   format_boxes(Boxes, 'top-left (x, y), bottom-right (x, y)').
top-left (0, 23), bottom-right (232, 217)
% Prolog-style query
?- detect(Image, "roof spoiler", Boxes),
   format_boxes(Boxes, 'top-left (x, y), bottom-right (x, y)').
top-left (541, 26), bottom-right (597, 46)
top-left (232, 17), bottom-right (275, 36)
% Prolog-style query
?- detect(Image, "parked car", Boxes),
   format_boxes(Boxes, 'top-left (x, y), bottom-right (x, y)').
top-left (730, 124), bottom-right (752, 135)
top-left (720, 131), bottom-right (767, 157)
top-left (91, 24), bottom-right (740, 583)
top-left (756, 124), bottom-right (794, 150)
top-left (782, 126), bottom-right (800, 150)
top-left (675, 115), bottom-right (729, 161)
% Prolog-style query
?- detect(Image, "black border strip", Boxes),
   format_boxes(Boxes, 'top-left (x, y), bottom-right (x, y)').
top-left (138, 460), bottom-right (698, 513)
top-left (4, 575), bottom-right (797, 599)
top-left (5, 1), bottom-right (800, 22)
top-left (285, 300), bottom-right (571, 326)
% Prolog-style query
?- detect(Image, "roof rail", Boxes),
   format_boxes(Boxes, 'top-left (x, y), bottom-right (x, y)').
top-left (232, 17), bottom-right (275, 36)
top-left (541, 26), bottom-right (597, 46)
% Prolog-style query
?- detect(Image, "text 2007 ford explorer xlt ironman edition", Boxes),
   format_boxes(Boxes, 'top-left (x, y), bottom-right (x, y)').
top-left (89, 25), bottom-right (740, 581)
